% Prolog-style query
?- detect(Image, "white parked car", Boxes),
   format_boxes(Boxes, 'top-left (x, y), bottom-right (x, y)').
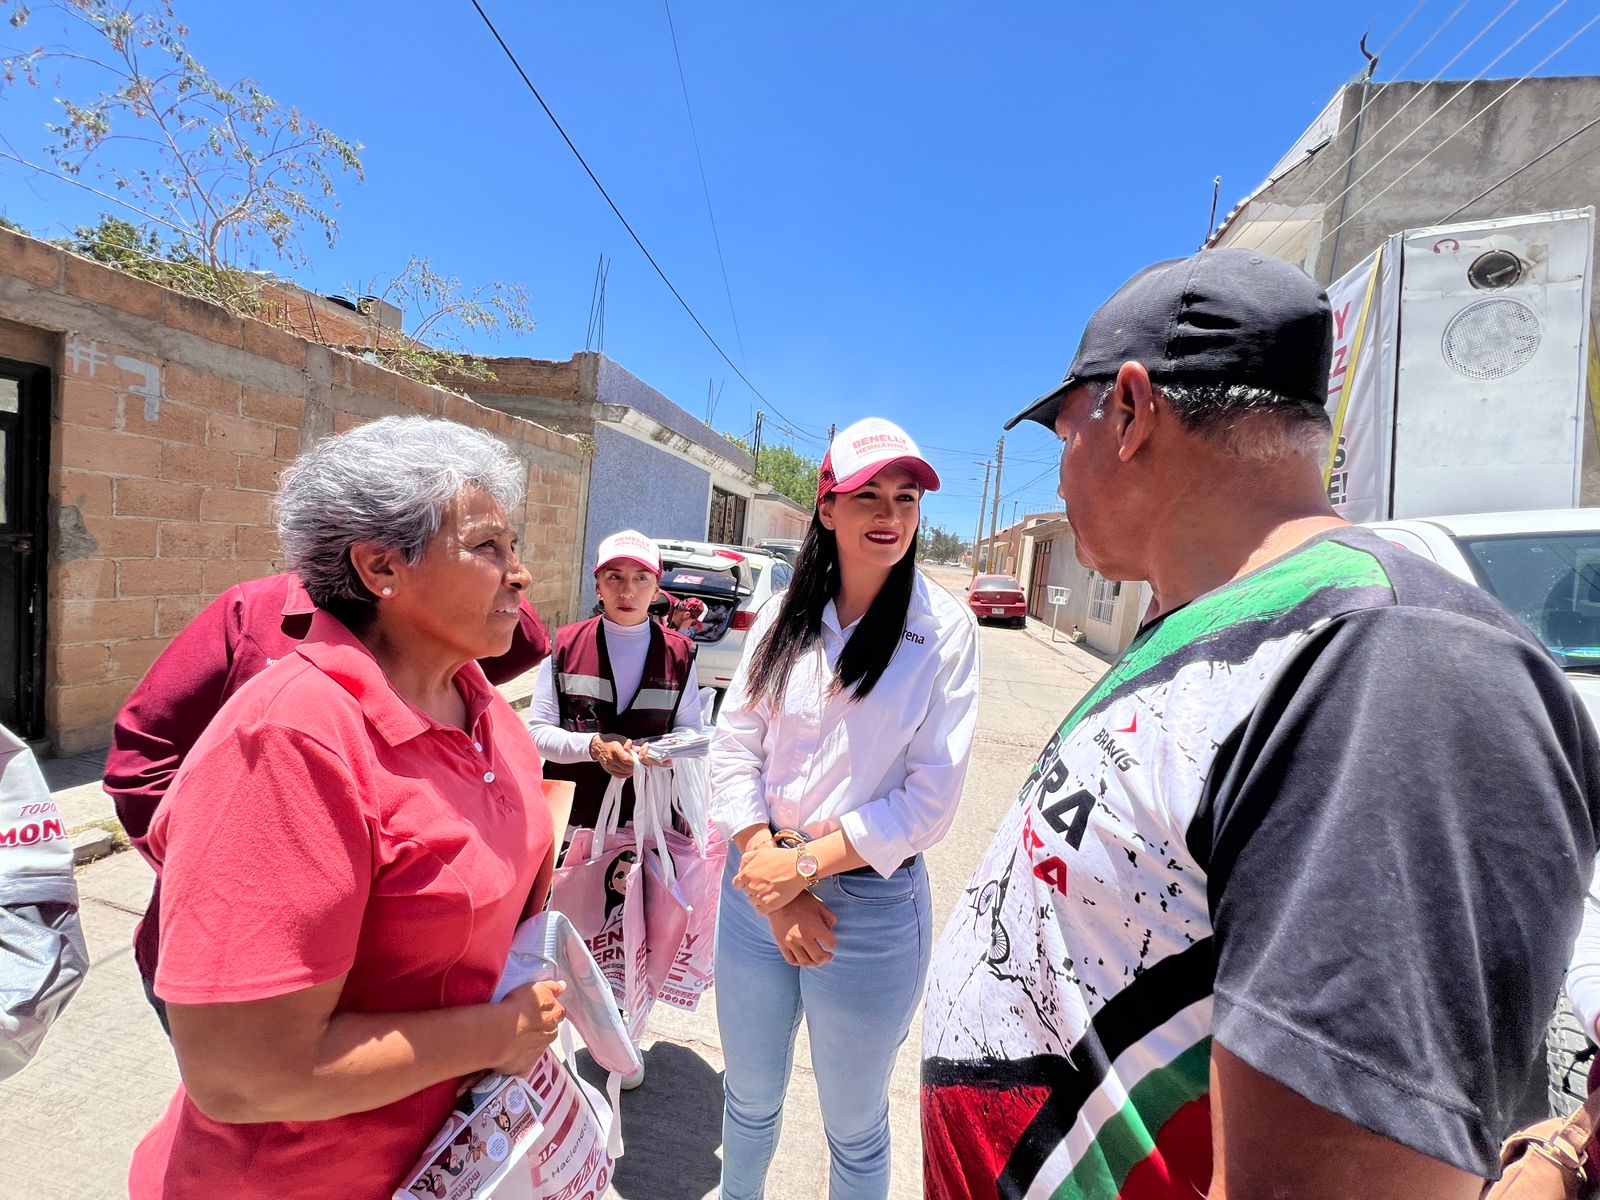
top-left (1365, 508), bottom-right (1600, 717)
top-left (1365, 507), bottom-right (1600, 1119)
top-left (654, 540), bottom-right (793, 696)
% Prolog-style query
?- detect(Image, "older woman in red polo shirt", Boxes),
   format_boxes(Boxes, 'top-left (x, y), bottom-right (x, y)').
top-left (128, 416), bottom-right (565, 1200)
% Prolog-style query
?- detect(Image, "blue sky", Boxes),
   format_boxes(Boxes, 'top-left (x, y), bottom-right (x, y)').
top-left (4, 1), bottom-right (1600, 535)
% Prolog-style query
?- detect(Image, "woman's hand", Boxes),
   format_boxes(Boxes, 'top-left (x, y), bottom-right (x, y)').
top-left (636, 744), bottom-right (673, 768)
top-left (590, 733), bottom-right (638, 779)
top-left (767, 892), bottom-right (839, 967)
top-left (735, 843), bottom-right (810, 916)
top-left (490, 980), bottom-right (567, 1077)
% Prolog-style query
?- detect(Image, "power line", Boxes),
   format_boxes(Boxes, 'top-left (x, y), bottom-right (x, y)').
top-left (1439, 109), bottom-right (1600, 221)
top-left (662, 0), bottom-right (748, 369)
top-left (1299, 0), bottom-right (1575, 255)
top-left (1229, 0), bottom-right (1476, 256)
top-left (1373, 0), bottom-right (1436, 61)
top-left (1000, 462), bottom-right (1060, 501)
top-left (1250, 0), bottom-right (1537, 260)
top-left (468, 1), bottom-right (821, 436)
top-left (1320, 6), bottom-right (1600, 250)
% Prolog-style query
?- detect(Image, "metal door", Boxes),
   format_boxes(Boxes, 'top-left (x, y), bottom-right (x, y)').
top-left (1028, 538), bottom-right (1052, 619)
top-left (0, 360), bottom-right (49, 738)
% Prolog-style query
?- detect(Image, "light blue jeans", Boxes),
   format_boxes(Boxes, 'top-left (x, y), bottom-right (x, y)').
top-left (714, 855), bottom-right (932, 1200)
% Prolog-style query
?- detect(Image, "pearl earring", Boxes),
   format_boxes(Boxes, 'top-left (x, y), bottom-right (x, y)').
top-left (380, 586), bottom-right (394, 597)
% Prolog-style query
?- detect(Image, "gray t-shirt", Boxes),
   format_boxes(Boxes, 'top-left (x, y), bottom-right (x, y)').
top-left (922, 528), bottom-right (1600, 1197)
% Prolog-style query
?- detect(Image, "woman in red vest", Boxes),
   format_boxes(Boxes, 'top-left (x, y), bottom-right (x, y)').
top-left (527, 529), bottom-right (699, 835)
top-left (709, 417), bottom-right (981, 1199)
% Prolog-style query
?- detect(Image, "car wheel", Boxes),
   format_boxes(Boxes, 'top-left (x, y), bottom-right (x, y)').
top-left (1547, 992), bottom-right (1595, 1118)
top-left (1013, 617), bottom-right (1027, 629)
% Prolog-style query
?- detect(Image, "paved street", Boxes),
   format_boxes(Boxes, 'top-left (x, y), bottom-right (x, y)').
top-left (0, 565), bottom-right (1108, 1200)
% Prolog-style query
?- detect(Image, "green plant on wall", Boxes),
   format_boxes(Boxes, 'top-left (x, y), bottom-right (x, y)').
top-left (357, 257), bottom-right (536, 388)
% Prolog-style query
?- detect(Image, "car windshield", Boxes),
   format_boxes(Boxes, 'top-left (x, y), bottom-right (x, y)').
top-left (976, 577), bottom-right (1020, 591)
top-left (1458, 531), bottom-right (1600, 668)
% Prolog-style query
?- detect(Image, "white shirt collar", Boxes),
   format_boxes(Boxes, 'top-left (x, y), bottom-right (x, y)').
top-left (821, 600), bottom-right (862, 640)
top-left (600, 616), bottom-right (653, 641)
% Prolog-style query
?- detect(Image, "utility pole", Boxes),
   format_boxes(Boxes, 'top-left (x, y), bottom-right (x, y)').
top-left (970, 460), bottom-right (991, 585)
top-left (987, 436), bottom-right (1005, 574)
top-left (751, 410), bottom-right (765, 469)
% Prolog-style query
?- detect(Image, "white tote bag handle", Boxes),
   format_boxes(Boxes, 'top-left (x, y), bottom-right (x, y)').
top-left (589, 773), bottom-right (627, 860)
top-left (632, 762), bottom-right (680, 890)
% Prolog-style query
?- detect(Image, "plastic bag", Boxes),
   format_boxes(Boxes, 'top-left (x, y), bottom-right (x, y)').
top-left (494, 910), bottom-right (640, 1077)
top-left (524, 1033), bottom-right (618, 1200)
top-left (0, 725), bottom-right (87, 1081)
top-left (630, 760), bottom-right (725, 1012)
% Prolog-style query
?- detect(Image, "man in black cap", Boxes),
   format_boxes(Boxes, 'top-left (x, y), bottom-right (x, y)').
top-left (919, 249), bottom-right (1600, 1199)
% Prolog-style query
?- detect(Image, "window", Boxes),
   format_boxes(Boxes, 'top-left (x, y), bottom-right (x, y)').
top-left (1088, 573), bottom-right (1120, 623)
top-left (1459, 530), bottom-right (1600, 664)
top-left (771, 561), bottom-right (793, 591)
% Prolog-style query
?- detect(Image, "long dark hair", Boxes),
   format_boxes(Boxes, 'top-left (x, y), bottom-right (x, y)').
top-left (743, 511), bottom-right (918, 708)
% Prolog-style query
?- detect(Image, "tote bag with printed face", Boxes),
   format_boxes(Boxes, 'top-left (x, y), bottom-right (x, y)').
top-left (551, 826), bottom-right (643, 1016)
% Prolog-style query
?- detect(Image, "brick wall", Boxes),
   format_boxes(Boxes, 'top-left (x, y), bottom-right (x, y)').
top-left (0, 229), bottom-right (588, 754)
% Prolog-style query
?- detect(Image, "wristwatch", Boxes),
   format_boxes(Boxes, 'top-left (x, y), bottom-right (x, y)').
top-left (773, 828), bottom-right (819, 888)
top-left (795, 849), bottom-right (820, 888)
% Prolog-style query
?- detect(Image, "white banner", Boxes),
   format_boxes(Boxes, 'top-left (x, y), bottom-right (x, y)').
top-left (1323, 238), bottom-right (1399, 522)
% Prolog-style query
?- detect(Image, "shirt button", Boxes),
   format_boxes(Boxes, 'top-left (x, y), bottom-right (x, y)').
top-left (483, 771), bottom-right (496, 783)
top-left (474, 741), bottom-right (483, 752)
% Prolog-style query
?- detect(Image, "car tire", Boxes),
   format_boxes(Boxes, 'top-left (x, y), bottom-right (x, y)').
top-left (1547, 992), bottom-right (1595, 1118)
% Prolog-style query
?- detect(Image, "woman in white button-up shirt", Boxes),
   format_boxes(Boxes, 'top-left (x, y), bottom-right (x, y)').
top-left (710, 417), bottom-right (981, 1200)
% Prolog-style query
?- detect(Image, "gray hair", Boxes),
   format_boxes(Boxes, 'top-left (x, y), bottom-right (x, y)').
top-left (1090, 379), bottom-right (1330, 461)
top-left (276, 415), bottom-right (526, 618)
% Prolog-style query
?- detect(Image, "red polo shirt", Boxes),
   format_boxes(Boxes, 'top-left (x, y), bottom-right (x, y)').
top-left (128, 611), bottom-right (551, 1200)
top-left (104, 572), bottom-right (550, 984)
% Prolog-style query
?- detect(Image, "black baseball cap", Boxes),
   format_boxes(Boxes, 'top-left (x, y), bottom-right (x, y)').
top-left (1006, 249), bottom-right (1334, 430)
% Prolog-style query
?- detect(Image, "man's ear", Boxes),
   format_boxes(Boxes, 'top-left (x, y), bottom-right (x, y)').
top-left (817, 495), bottom-right (837, 531)
top-left (349, 542), bottom-right (405, 598)
top-left (1110, 361), bottom-right (1159, 464)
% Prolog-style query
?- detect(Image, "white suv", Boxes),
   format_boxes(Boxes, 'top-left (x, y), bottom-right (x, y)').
top-left (655, 540), bottom-right (793, 696)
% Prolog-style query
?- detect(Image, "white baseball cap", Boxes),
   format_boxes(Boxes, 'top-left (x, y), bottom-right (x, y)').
top-left (594, 530), bottom-right (661, 577)
top-left (817, 417), bottom-right (941, 504)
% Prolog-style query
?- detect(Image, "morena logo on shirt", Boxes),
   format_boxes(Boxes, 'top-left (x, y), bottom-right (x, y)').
top-left (903, 630), bottom-right (926, 646)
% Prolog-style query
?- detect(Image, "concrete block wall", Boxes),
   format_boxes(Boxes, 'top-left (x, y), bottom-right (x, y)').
top-left (0, 228), bottom-right (587, 754)
top-left (585, 423), bottom-right (713, 573)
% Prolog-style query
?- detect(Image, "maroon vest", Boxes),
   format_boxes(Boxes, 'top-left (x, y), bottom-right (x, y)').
top-left (544, 616), bottom-right (696, 829)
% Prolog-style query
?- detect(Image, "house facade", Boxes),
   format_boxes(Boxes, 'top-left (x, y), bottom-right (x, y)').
top-left (0, 229), bottom-right (587, 753)
top-left (467, 353), bottom-right (760, 573)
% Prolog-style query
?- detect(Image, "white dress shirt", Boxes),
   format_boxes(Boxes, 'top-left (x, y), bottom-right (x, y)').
top-left (526, 618), bottom-right (657, 764)
top-left (709, 571), bottom-right (981, 877)
top-left (1566, 855), bottom-right (1600, 1038)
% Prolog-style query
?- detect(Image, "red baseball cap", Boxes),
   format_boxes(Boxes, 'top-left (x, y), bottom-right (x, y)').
top-left (817, 417), bottom-right (941, 505)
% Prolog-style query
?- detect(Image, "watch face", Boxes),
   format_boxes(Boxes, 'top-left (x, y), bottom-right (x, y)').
top-left (797, 852), bottom-right (819, 878)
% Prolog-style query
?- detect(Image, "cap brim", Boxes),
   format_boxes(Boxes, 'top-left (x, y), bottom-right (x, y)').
top-left (595, 555), bottom-right (661, 576)
top-left (830, 455), bottom-right (941, 497)
top-left (1004, 378), bottom-right (1076, 431)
